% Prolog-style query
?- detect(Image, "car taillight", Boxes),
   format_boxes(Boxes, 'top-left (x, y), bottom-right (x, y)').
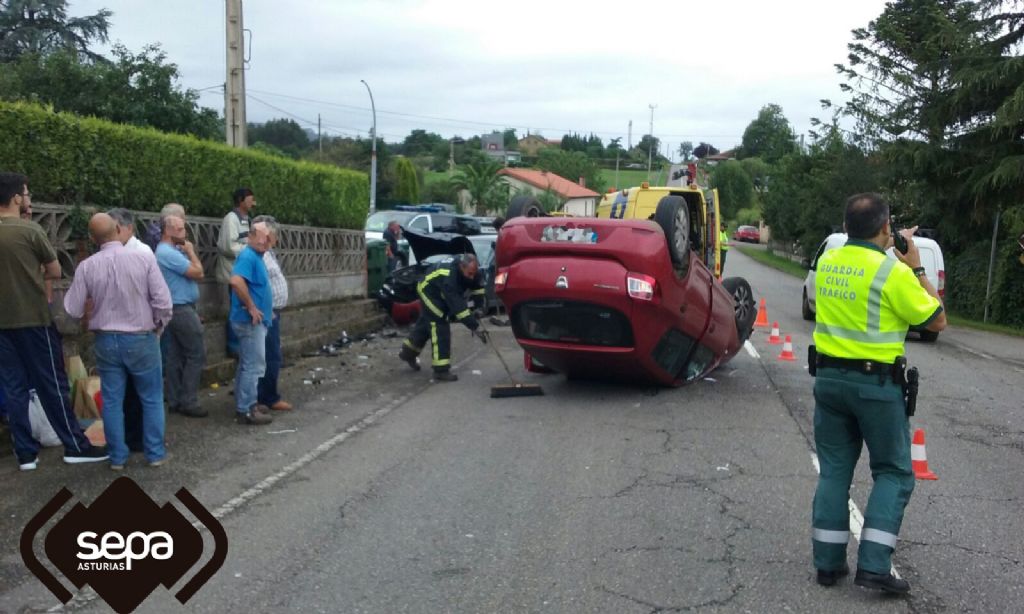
top-left (494, 268), bottom-right (509, 291)
top-left (626, 273), bottom-right (656, 301)
top-left (937, 270), bottom-right (945, 298)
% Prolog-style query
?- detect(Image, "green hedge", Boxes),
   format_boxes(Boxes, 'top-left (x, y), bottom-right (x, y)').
top-left (0, 101), bottom-right (368, 229)
top-left (946, 237), bottom-right (1024, 328)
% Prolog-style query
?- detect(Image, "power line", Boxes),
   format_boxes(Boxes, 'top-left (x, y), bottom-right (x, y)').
top-left (243, 87), bottom-right (744, 141)
top-left (202, 87), bottom-right (745, 143)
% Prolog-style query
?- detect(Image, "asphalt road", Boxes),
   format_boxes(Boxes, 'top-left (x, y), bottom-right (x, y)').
top-left (1, 250), bottom-right (1021, 613)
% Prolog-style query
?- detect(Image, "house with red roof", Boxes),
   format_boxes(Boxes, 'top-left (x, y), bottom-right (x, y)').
top-left (498, 168), bottom-right (601, 216)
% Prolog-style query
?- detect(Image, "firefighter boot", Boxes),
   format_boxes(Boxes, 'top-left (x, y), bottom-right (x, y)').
top-left (398, 345), bottom-right (421, 371)
top-left (433, 370), bottom-right (458, 382)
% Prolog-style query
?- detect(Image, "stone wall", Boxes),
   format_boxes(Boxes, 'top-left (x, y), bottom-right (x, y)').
top-left (30, 203), bottom-right (383, 382)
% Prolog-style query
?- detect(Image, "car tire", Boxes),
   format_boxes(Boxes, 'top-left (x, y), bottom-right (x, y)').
top-left (654, 195), bottom-right (691, 270)
top-left (802, 288), bottom-right (815, 321)
top-left (507, 195), bottom-right (545, 219)
top-left (722, 277), bottom-right (756, 344)
top-left (918, 330), bottom-right (940, 342)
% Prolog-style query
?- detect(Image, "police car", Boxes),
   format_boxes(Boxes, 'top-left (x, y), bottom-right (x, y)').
top-left (802, 232), bottom-right (946, 341)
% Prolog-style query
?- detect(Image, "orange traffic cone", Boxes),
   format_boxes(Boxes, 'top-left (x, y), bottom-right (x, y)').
top-left (911, 428), bottom-right (938, 480)
top-left (754, 298), bottom-right (769, 328)
top-left (768, 321), bottom-right (782, 344)
top-left (778, 335), bottom-right (797, 361)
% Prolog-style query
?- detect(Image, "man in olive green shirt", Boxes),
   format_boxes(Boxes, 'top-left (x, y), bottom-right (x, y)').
top-left (0, 172), bottom-right (108, 470)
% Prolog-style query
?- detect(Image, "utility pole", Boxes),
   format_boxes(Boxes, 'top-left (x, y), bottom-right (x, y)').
top-left (627, 120), bottom-right (632, 150)
top-left (360, 79), bottom-right (377, 216)
top-left (224, 0), bottom-right (247, 147)
top-left (317, 114), bottom-right (322, 159)
top-left (647, 103), bottom-right (657, 179)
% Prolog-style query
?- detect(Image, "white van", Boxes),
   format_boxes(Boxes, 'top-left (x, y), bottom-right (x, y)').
top-left (802, 233), bottom-right (946, 341)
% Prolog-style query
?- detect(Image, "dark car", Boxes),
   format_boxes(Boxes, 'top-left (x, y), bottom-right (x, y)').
top-left (733, 225), bottom-right (760, 243)
top-left (377, 229), bottom-right (498, 324)
top-left (495, 193), bottom-right (756, 387)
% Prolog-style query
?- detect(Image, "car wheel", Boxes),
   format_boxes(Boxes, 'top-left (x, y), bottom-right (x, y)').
top-left (722, 277), bottom-right (756, 344)
top-left (654, 195), bottom-right (691, 269)
top-left (802, 288), bottom-right (815, 321)
top-left (918, 330), bottom-right (939, 342)
top-left (507, 195), bottom-right (545, 219)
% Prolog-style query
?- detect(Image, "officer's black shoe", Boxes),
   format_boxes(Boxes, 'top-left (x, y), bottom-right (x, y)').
top-left (398, 347), bottom-right (421, 371)
top-left (816, 564), bottom-right (850, 587)
top-left (854, 569), bottom-right (910, 594)
top-left (433, 371), bottom-right (458, 382)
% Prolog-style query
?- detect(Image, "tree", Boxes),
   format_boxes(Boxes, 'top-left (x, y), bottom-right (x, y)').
top-left (739, 104), bottom-right (797, 163)
top-left (249, 118), bottom-right (310, 158)
top-left (536, 148), bottom-right (606, 193)
top-left (503, 128), bottom-right (518, 150)
top-left (392, 157), bottom-right (420, 205)
top-left (402, 129), bottom-right (445, 157)
top-left (0, 0), bottom-right (111, 62)
top-left (740, 157), bottom-right (771, 200)
top-left (607, 137), bottom-right (623, 153)
top-left (637, 134), bottom-right (660, 160)
top-left (711, 161), bottom-right (754, 219)
top-left (451, 160), bottom-right (507, 216)
top-left (0, 44), bottom-right (221, 139)
top-left (693, 142), bottom-right (720, 159)
top-left (678, 141), bottom-right (694, 161)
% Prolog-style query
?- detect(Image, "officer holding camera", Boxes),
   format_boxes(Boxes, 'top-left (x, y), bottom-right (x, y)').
top-left (809, 193), bottom-right (945, 594)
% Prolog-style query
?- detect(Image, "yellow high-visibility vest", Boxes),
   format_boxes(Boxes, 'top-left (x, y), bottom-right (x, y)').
top-left (813, 239), bottom-right (941, 362)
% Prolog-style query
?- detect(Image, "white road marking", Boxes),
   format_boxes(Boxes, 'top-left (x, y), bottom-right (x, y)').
top-left (811, 453), bottom-right (902, 580)
top-left (54, 349), bottom-right (486, 611)
top-left (951, 343), bottom-right (994, 360)
top-left (744, 340), bottom-right (760, 359)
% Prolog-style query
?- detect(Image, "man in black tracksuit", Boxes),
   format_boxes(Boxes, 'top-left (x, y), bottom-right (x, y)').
top-left (399, 254), bottom-right (486, 381)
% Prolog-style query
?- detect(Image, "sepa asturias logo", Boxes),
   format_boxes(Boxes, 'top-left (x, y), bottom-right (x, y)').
top-left (21, 477), bottom-right (227, 614)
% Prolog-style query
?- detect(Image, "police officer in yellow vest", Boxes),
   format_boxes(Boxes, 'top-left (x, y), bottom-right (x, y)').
top-left (719, 224), bottom-right (730, 274)
top-left (398, 254), bottom-right (486, 381)
top-left (811, 193), bottom-right (945, 594)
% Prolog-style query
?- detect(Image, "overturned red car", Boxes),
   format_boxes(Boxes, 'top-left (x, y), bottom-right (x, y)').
top-left (495, 189), bottom-right (756, 386)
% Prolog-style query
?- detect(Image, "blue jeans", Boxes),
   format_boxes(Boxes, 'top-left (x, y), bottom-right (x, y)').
top-left (94, 332), bottom-right (166, 465)
top-left (231, 321), bottom-right (267, 413)
top-left (257, 312), bottom-right (282, 406)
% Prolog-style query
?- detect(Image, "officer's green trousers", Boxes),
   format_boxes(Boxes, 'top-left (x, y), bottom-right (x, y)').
top-left (812, 367), bottom-right (914, 574)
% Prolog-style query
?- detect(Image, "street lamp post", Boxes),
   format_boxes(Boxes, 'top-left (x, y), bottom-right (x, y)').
top-left (361, 79), bottom-right (377, 215)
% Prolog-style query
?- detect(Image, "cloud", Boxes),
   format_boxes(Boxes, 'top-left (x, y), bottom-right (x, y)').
top-left (71, 0), bottom-right (888, 148)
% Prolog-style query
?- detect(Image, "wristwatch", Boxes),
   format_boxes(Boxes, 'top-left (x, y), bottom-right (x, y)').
top-left (912, 267), bottom-right (927, 277)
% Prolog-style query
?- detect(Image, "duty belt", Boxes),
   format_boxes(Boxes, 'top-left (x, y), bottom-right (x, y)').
top-left (814, 352), bottom-right (907, 385)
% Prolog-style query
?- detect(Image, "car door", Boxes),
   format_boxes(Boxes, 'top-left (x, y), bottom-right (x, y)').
top-left (805, 238), bottom-right (830, 312)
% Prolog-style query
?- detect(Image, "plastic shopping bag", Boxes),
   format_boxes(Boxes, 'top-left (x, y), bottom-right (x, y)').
top-left (29, 389), bottom-right (62, 447)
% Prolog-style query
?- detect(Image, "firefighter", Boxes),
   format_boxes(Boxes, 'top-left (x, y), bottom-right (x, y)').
top-left (810, 193), bottom-right (945, 594)
top-left (398, 253), bottom-right (486, 381)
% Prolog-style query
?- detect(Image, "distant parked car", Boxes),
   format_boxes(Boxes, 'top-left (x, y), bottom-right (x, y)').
top-left (802, 232), bottom-right (946, 341)
top-left (733, 225), bottom-right (760, 243)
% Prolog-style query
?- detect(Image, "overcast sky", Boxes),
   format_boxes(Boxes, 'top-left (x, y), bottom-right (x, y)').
top-left (70, 0), bottom-right (888, 154)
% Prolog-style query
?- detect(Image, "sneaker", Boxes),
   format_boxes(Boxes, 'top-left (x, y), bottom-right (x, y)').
top-left (64, 447), bottom-right (109, 464)
top-left (236, 410), bottom-right (273, 425)
top-left (433, 371), bottom-right (458, 382)
top-left (269, 400), bottom-right (294, 411)
top-left (19, 457), bottom-right (38, 471)
top-left (110, 463), bottom-right (125, 471)
top-left (178, 406), bottom-right (209, 418)
top-left (148, 455), bottom-right (169, 468)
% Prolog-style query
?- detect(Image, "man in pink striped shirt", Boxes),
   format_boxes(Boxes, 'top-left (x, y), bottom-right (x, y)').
top-left (64, 213), bottom-right (173, 470)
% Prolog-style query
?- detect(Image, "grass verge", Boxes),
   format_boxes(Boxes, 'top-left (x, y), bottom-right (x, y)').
top-left (736, 246), bottom-right (1024, 337)
top-left (734, 245), bottom-right (806, 278)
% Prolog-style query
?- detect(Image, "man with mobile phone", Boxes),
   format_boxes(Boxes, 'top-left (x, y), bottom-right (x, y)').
top-left (808, 193), bottom-right (945, 595)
